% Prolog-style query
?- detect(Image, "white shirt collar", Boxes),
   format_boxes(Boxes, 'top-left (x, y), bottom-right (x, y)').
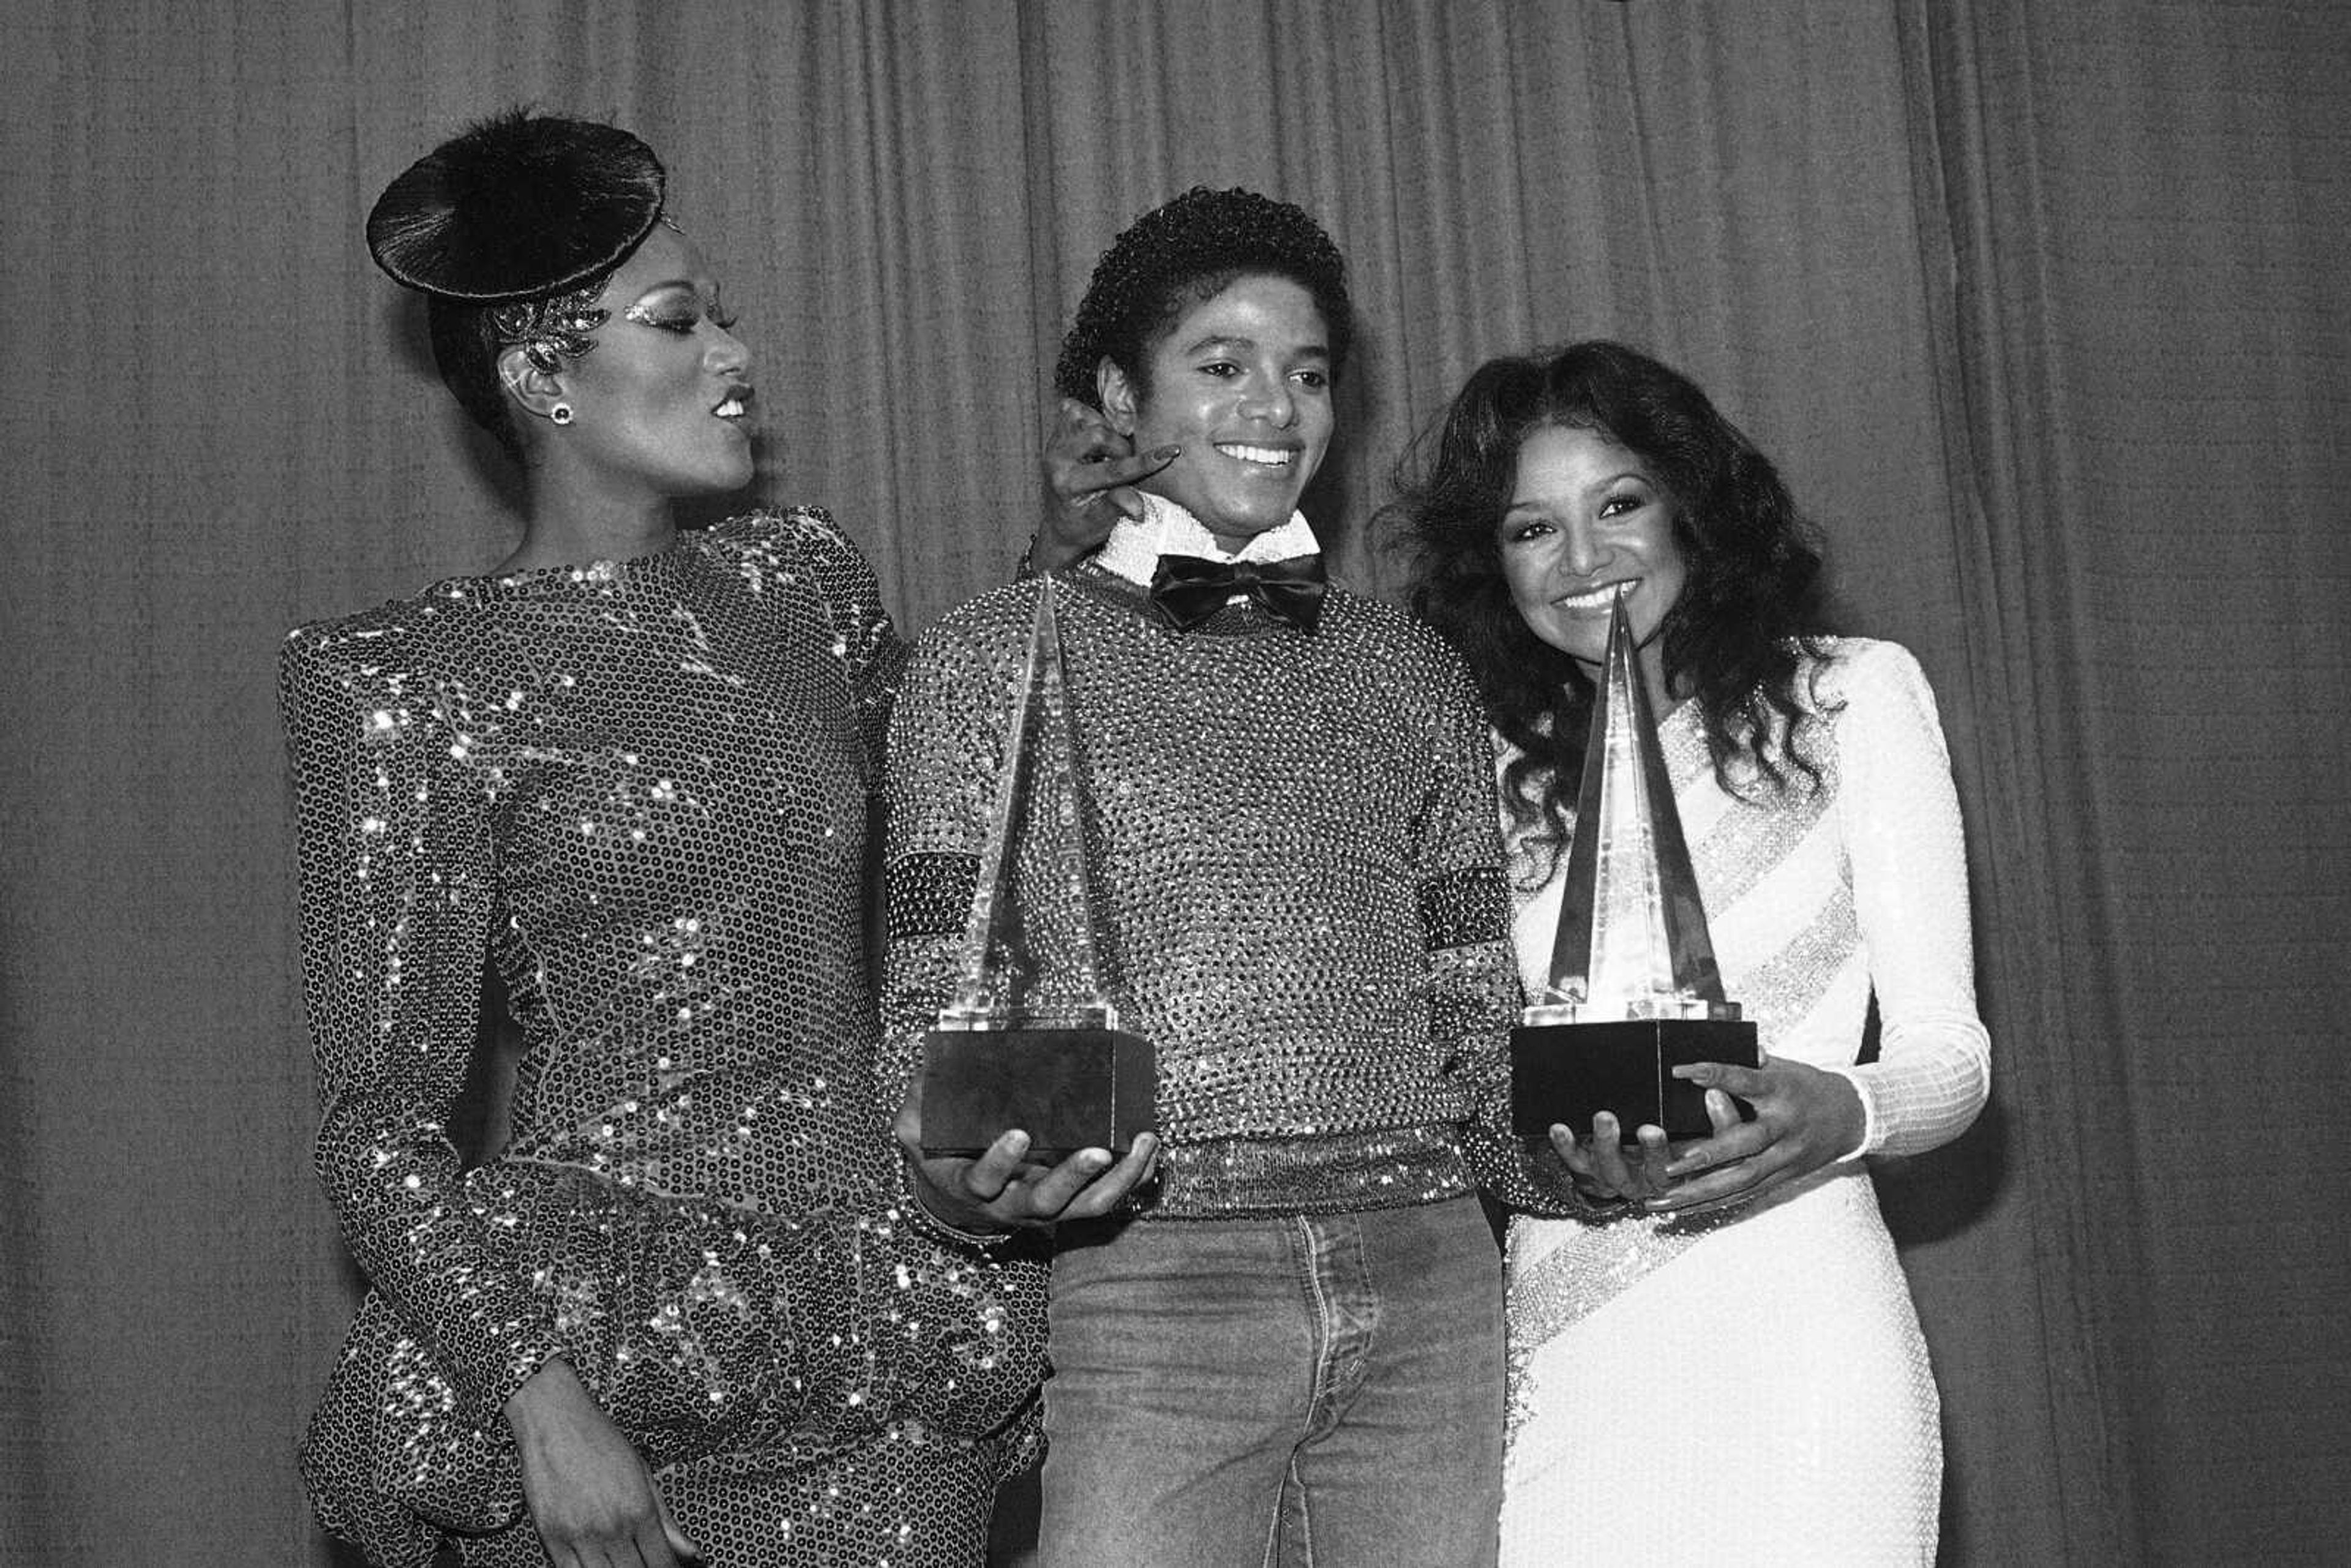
top-left (1094, 492), bottom-right (1322, 588)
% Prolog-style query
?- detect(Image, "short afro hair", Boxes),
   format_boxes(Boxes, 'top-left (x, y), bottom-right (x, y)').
top-left (1054, 186), bottom-right (1352, 408)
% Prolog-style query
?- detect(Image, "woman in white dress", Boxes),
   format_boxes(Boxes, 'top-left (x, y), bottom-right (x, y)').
top-left (1403, 340), bottom-right (1991, 1565)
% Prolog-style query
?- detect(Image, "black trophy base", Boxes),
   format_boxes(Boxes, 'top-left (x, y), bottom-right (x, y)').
top-left (919, 1027), bottom-right (1155, 1161)
top-left (1511, 1018), bottom-right (1759, 1144)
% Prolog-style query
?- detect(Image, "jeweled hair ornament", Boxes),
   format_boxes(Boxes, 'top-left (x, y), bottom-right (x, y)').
top-left (366, 109), bottom-right (666, 369)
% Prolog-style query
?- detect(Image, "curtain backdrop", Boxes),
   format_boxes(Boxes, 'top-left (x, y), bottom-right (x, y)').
top-left (3, 2), bottom-right (2344, 1562)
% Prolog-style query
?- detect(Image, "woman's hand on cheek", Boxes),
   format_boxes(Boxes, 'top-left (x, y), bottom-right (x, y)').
top-left (1037, 397), bottom-right (1178, 566)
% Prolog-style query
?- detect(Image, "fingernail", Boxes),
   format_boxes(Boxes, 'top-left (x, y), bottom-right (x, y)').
top-left (1150, 445), bottom-right (1182, 460)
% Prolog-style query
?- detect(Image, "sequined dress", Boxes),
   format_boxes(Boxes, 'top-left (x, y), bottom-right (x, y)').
top-left (279, 509), bottom-right (1047, 1568)
top-left (1498, 639), bottom-right (1990, 1566)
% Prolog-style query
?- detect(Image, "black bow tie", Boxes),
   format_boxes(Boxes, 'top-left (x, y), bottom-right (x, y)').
top-left (1147, 553), bottom-right (1327, 634)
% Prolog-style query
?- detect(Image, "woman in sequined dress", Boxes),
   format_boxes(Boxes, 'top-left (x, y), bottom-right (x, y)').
top-left (280, 111), bottom-right (1140, 1568)
top-left (1404, 341), bottom-right (1992, 1564)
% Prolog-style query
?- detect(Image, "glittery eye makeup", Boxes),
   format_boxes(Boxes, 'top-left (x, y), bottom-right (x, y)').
top-left (623, 284), bottom-right (732, 334)
top-left (622, 290), bottom-right (699, 333)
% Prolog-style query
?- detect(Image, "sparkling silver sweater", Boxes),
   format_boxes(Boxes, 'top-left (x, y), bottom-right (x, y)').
top-left (883, 557), bottom-right (1565, 1220)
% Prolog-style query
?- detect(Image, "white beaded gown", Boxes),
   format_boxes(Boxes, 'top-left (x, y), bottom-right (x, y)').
top-left (1497, 639), bottom-right (1990, 1566)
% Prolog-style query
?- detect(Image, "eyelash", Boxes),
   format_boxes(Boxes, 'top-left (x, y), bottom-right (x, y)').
top-left (1197, 362), bottom-right (1328, 390)
top-left (631, 304), bottom-right (737, 335)
top-left (1502, 497), bottom-right (1645, 541)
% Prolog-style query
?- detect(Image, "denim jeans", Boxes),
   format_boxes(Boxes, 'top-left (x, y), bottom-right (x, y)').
top-left (1037, 1194), bottom-right (1504, 1568)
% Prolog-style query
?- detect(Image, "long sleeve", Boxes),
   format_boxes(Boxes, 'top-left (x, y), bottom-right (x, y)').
top-left (1822, 642), bottom-right (1992, 1157)
top-left (876, 602), bottom-right (1024, 1232)
top-left (280, 623), bottom-right (561, 1426)
top-left (778, 505), bottom-right (909, 775)
top-left (879, 617), bottom-right (993, 1069)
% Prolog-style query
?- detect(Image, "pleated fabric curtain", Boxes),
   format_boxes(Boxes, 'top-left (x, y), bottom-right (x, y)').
top-left (2, 2), bottom-right (2344, 1562)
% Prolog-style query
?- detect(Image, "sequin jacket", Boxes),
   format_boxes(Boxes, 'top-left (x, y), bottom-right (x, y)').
top-left (883, 565), bottom-right (1570, 1220)
top-left (279, 509), bottom-right (1046, 1559)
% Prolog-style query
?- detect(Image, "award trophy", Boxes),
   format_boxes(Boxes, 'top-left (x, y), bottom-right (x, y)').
top-left (919, 578), bottom-right (1155, 1160)
top-left (1510, 588), bottom-right (1758, 1144)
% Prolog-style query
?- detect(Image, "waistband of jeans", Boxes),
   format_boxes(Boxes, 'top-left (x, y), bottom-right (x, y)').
top-left (1140, 1123), bottom-right (1472, 1220)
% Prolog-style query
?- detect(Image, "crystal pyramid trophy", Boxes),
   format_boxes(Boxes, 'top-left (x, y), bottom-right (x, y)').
top-left (919, 577), bottom-right (1155, 1160)
top-left (1510, 589), bottom-right (1758, 1144)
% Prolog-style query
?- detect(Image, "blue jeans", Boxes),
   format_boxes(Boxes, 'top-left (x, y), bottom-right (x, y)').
top-left (1037, 1195), bottom-right (1504, 1568)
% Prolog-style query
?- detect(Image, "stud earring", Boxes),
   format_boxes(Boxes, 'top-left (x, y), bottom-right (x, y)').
top-left (550, 403), bottom-right (575, 426)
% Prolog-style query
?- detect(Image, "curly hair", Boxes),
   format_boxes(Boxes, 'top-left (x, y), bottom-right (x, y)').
top-left (1054, 186), bottom-right (1352, 408)
top-left (1400, 340), bottom-right (1832, 872)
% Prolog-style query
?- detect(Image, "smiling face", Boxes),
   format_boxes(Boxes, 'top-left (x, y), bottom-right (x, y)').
top-left (533, 225), bottom-right (756, 501)
top-left (1098, 273), bottom-right (1333, 552)
top-left (1498, 423), bottom-right (1688, 681)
